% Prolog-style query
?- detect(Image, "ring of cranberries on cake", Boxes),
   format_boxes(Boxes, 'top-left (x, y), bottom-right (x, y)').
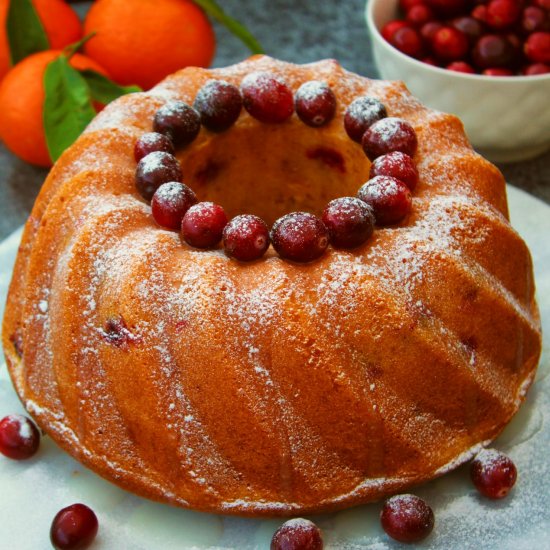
top-left (2, 56), bottom-right (541, 516)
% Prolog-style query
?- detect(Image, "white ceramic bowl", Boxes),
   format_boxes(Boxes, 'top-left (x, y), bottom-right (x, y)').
top-left (365, 0), bottom-right (550, 162)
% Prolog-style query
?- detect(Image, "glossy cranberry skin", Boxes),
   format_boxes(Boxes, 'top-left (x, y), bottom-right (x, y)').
top-left (358, 176), bottom-right (412, 225)
top-left (472, 4), bottom-right (488, 23)
top-left (344, 96), bottom-right (388, 142)
top-left (432, 27), bottom-right (469, 61)
top-left (380, 494), bottom-right (435, 543)
top-left (473, 34), bottom-right (518, 68)
top-left (0, 414), bottom-right (40, 460)
top-left (271, 212), bottom-right (329, 262)
top-left (223, 214), bottom-right (270, 261)
top-left (241, 71), bottom-right (294, 123)
top-left (382, 20), bottom-right (410, 42)
top-left (294, 81), bottom-right (336, 127)
top-left (362, 117), bottom-right (418, 161)
top-left (521, 6), bottom-right (549, 34)
top-left (533, 0), bottom-right (550, 10)
top-left (181, 202), bottom-right (227, 249)
top-left (369, 151), bottom-right (419, 191)
top-left (486, 0), bottom-right (521, 30)
top-left (452, 16), bottom-right (484, 46)
top-left (390, 26), bottom-right (425, 58)
top-left (271, 518), bottom-right (323, 550)
top-left (523, 62), bottom-right (550, 74)
top-left (406, 4), bottom-right (434, 27)
top-left (322, 197), bottom-right (375, 249)
top-left (153, 101), bottom-right (201, 148)
top-left (421, 21), bottom-right (444, 42)
top-left (471, 449), bottom-right (517, 499)
top-left (151, 182), bottom-right (197, 230)
top-left (135, 151), bottom-right (182, 201)
top-left (193, 79), bottom-right (243, 132)
top-left (525, 31), bottom-right (550, 63)
top-left (134, 132), bottom-right (174, 162)
top-left (400, 0), bottom-right (425, 11)
top-left (447, 60), bottom-right (476, 72)
top-left (483, 67), bottom-right (515, 75)
top-left (50, 503), bottom-right (98, 550)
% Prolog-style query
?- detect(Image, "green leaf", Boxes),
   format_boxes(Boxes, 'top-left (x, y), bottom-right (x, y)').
top-left (193, 0), bottom-right (264, 54)
top-left (79, 70), bottom-right (141, 104)
top-left (43, 56), bottom-right (96, 163)
top-left (6, 0), bottom-right (50, 65)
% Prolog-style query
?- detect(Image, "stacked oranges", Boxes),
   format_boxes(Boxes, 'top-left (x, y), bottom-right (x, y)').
top-left (0, 0), bottom-right (219, 166)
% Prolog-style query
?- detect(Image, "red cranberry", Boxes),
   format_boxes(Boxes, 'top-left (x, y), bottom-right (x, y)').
top-left (181, 202), bottom-right (227, 249)
top-left (0, 414), bottom-right (40, 460)
top-left (486, 0), bottom-right (521, 30)
top-left (101, 316), bottom-right (139, 348)
top-left (153, 101), bottom-right (201, 148)
top-left (222, 214), bottom-right (270, 261)
top-left (241, 71), bottom-right (294, 123)
top-left (421, 21), bottom-right (444, 42)
top-left (426, 0), bottom-right (469, 18)
top-left (406, 5), bottom-right (435, 27)
top-left (135, 151), bottom-right (182, 201)
top-left (369, 151), bottom-right (419, 190)
top-left (473, 34), bottom-right (518, 68)
top-left (483, 67), bottom-right (515, 75)
top-left (271, 518), bottom-right (323, 550)
top-left (400, 0), bottom-right (425, 11)
top-left (134, 132), bottom-right (174, 162)
top-left (447, 60), bottom-right (476, 72)
top-left (472, 4), bottom-right (488, 23)
top-left (380, 494), bottom-right (435, 543)
top-left (362, 117), bottom-right (418, 161)
top-left (422, 56), bottom-right (439, 65)
top-left (271, 212), bottom-right (329, 263)
top-left (344, 96), bottom-right (388, 143)
top-left (390, 26), bottom-right (425, 58)
top-left (193, 79), bottom-right (242, 132)
top-left (452, 16), bottom-right (484, 45)
top-left (523, 61), bottom-right (550, 74)
top-left (295, 81), bottom-right (336, 127)
top-left (432, 27), bottom-right (469, 62)
top-left (151, 182), bottom-right (197, 230)
top-left (357, 176), bottom-right (412, 225)
top-left (471, 449), bottom-right (517, 499)
top-left (50, 503), bottom-right (98, 550)
top-left (525, 31), bottom-right (550, 63)
top-left (382, 20), bottom-right (410, 42)
top-left (521, 6), bottom-right (549, 34)
top-left (322, 197), bottom-right (375, 249)
top-left (533, 0), bottom-right (550, 10)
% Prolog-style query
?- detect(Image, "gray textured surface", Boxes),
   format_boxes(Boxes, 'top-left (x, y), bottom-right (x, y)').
top-left (0, 0), bottom-right (549, 241)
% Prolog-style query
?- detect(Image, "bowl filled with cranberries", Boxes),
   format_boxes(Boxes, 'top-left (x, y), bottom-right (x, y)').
top-left (366, 0), bottom-right (550, 162)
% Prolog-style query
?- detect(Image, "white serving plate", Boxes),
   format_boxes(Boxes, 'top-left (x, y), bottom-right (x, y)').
top-left (1, 186), bottom-right (549, 549)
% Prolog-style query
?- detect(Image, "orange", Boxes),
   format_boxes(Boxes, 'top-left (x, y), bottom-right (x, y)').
top-left (0, 0), bottom-right (83, 81)
top-left (0, 50), bottom-right (106, 167)
top-left (84, 0), bottom-right (215, 90)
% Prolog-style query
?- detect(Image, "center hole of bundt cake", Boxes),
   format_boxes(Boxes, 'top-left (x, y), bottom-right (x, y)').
top-left (178, 125), bottom-right (371, 226)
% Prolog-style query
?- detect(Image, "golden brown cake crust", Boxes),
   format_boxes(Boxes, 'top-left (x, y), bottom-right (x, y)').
top-left (2, 56), bottom-right (541, 516)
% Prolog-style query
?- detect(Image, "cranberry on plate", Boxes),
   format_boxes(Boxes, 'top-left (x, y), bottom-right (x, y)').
top-left (50, 503), bottom-right (98, 550)
top-left (0, 414), bottom-right (40, 460)
top-left (471, 448), bottom-right (517, 499)
top-left (380, 494), bottom-right (435, 543)
top-left (271, 518), bottom-right (323, 550)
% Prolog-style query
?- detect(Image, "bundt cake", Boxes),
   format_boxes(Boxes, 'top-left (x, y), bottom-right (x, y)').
top-left (1, 56), bottom-right (541, 516)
